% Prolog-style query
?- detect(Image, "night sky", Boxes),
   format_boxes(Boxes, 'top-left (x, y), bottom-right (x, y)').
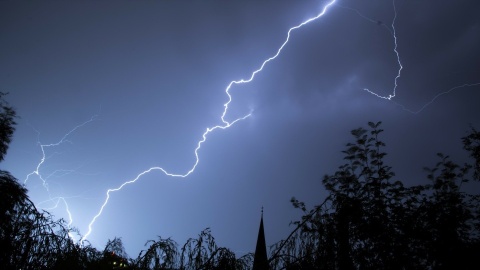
top-left (1, 0), bottom-right (479, 257)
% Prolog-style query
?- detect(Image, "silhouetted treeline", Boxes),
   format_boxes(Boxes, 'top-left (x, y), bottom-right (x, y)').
top-left (1, 92), bottom-right (479, 269)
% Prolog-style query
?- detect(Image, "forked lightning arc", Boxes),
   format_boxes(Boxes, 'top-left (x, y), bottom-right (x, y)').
top-left (20, 0), bottom-right (479, 244)
top-left (81, 0), bottom-right (338, 242)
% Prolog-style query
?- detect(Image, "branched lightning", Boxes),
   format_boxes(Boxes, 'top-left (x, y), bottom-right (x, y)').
top-left (341, 0), bottom-right (480, 112)
top-left (394, 82), bottom-right (480, 114)
top-left (81, 0), bottom-right (339, 242)
top-left (38, 196), bottom-right (84, 239)
top-left (81, 114), bottom-right (252, 241)
top-left (24, 115), bottom-right (97, 227)
top-left (340, 0), bottom-right (402, 100)
top-left (38, 196), bottom-right (75, 227)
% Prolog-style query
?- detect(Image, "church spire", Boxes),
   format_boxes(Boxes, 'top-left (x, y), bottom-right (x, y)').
top-left (253, 207), bottom-right (269, 270)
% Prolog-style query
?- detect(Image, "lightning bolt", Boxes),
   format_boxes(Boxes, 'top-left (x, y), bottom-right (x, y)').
top-left (342, 0), bottom-right (480, 113)
top-left (393, 82), bottom-right (480, 114)
top-left (38, 196), bottom-right (75, 226)
top-left (23, 115), bottom-right (97, 227)
top-left (38, 196), bottom-right (84, 240)
top-left (81, 0), bottom-right (339, 242)
top-left (338, 0), bottom-right (402, 101)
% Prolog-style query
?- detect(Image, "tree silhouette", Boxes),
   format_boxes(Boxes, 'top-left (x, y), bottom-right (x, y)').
top-left (178, 228), bottom-right (249, 270)
top-left (463, 126), bottom-right (480, 180)
top-left (0, 92), bottom-right (16, 162)
top-left (270, 121), bottom-right (480, 269)
top-left (130, 228), bottom-right (253, 270)
top-left (133, 236), bottom-right (179, 269)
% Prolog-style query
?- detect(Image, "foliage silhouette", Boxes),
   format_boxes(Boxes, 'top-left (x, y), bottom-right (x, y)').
top-left (269, 121), bottom-right (480, 270)
top-left (133, 236), bottom-right (179, 269)
top-left (130, 228), bottom-right (253, 270)
top-left (0, 92), bottom-right (16, 162)
top-left (463, 126), bottom-right (480, 180)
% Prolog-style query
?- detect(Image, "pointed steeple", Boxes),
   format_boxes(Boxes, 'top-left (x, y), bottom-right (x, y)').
top-left (253, 207), bottom-right (269, 270)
